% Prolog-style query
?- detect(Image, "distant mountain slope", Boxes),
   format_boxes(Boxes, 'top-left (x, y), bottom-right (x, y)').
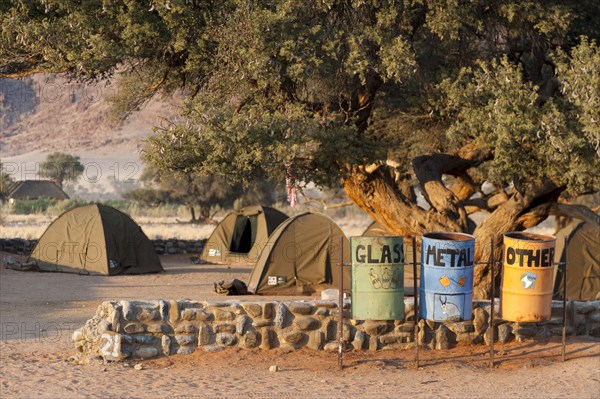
top-left (0, 74), bottom-right (177, 157)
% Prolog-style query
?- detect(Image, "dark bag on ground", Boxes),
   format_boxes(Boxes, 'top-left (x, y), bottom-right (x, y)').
top-left (214, 279), bottom-right (249, 295)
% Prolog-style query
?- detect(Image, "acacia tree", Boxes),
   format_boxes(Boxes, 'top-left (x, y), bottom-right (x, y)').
top-left (2, 1), bottom-right (599, 298)
top-left (39, 152), bottom-right (84, 189)
top-left (124, 117), bottom-right (282, 222)
top-left (124, 162), bottom-right (279, 223)
top-left (124, 165), bottom-right (236, 223)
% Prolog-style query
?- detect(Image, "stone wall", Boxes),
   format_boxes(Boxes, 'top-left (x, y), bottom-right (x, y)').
top-left (0, 238), bottom-right (36, 255)
top-left (74, 299), bottom-right (600, 362)
top-left (151, 239), bottom-right (205, 255)
top-left (0, 238), bottom-right (206, 256)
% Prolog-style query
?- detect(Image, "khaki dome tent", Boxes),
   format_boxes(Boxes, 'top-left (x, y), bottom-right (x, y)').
top-left (553, 220), bottom-right (600, 301)
top-left (201, 205), bottom-right (288, 264)
top-left (362, 221), bottom-right (390, 237)
top-left (247, 213), bottom-right (351, 295)
top-left (28, 204), bottom-right (163, 275)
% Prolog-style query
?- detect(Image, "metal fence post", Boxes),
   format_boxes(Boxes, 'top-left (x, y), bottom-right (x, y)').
top-left (412, 236), bottom-right (419, 368)
top-left (490, 237), bottom-right (495, 368)
top-left (338, 236), bottom-right (344, 371)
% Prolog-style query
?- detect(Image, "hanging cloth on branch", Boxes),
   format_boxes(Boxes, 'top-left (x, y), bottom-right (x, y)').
top-left (284, 161), bottom-right (298, 207)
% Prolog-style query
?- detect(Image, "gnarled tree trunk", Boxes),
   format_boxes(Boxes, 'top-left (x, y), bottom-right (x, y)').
top-left (342, 146), bottom-right (579, 299)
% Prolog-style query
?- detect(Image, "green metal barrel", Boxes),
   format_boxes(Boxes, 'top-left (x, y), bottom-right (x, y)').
top-left (351, 236), bottom-right (404, 320)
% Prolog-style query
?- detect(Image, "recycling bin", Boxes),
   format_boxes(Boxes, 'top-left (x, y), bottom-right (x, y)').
top-left (420, 232), bottom-right (475, 322)
top-left (351, 236), bottom-right (404, 320)
top-left (500, 232), bottom-right (556, 322)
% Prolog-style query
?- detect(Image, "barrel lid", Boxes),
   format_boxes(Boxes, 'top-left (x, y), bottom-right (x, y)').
top-left (503, 232), bottom-right (556, 242)
top-left (422, 232), bottom-right (475, 241)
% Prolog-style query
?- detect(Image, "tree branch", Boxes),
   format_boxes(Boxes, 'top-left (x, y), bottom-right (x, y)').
top-left (549, 203), bottom-right (600, 227)
top-left (449, 174), bottom-right (480, 201)
top-left (0, 54), bottom-right (45, 77)
top-left (295, 187), bottom-right (354, 210)
top-left (412, 144), bottom-right (492, 229)
top-left (460, 189), bottom-right (510, 214)
top-left (461, 198), bottom-right (491, 214)
top-left (471, 180), bottom-right (562, 299)
top-left (343, 164), bottom-right (465, 237)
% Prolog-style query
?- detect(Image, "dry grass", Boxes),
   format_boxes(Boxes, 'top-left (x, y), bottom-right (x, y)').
top-left (0, 214), bottom-right (54, 239)
top-left (0, 213), bottom-right (373, 240)
top-left (0, 210), bottom-right (553, 240)
top-left (0, 214), bottom-right (214, 240)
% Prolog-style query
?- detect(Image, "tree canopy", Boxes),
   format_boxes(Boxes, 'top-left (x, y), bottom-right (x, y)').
top-left (39, 152), bottom-right (84, 188)
top-left (2, 0), bottom-right (599, 297)
top-left (124, 163), bottom-right (281, 223)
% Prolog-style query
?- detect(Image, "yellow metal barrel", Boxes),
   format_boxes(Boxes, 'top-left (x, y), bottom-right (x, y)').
top-left (500, 232), bottom-right (556, 322)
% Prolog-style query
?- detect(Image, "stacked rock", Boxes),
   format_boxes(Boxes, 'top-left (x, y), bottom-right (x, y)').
top-left (73, 299), bottom-right (600, 362)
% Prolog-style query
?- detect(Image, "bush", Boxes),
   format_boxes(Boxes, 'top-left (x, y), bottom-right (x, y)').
top-left (6, 198), bottom-right (202, 220)
top-left (11, 198), bottom-right (58, 214)
top-left (46, 198), bottom-right (90, 215)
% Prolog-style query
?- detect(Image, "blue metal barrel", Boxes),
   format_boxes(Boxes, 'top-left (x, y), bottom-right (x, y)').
top-left (420, 232), bottom-right (475, 321)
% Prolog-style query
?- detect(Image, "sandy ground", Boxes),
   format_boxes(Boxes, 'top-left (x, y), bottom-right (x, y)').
top-left (1, 251), bottom-right (599, 399)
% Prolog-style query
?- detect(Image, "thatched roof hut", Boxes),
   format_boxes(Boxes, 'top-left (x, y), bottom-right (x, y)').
top-left (7, 180), bottom-right (69, 201)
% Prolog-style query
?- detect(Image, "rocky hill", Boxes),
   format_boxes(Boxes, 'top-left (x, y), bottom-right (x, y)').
top-left (0, 74), bottom-right (180, 199)
top-left (0, 74), bottom-right (177, 157)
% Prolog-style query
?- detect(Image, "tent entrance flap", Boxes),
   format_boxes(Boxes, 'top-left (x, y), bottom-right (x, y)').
top-left (229, 215), bottom-right (259, 253)
top-left (201, 205), bottom-right (289, 265)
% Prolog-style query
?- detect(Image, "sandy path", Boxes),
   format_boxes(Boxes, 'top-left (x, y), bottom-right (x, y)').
top-left (1, 338), bottom-right (598, 399)
top-left (1, 252), bottom-right (599, 399)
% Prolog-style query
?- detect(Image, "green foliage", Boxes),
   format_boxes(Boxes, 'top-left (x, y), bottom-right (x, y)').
top-left (438, 40), bottom-right (599, 194)
top-left (3, 196), bottom-right (199, 221)
top-left (39, 152), bottom-right (84, 188)
top-left (0, 160), bottom-right (15, 200)
top-left (10, 198), bottom-right (120, 215)
top-left (553, 37), bottom-right (600, 160)
top-left (124, 172), bottom-right (236, 221)
top-left (124, 163), bottom-right (280, 221)
top-left (2, 1), bottom-right (599, 201)
top-left (49, 198), bottom-right (89, 214)
top-left (140, 1), bottom-right (416, 188)
top-left (11, 198), bottom-right (58, 214)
